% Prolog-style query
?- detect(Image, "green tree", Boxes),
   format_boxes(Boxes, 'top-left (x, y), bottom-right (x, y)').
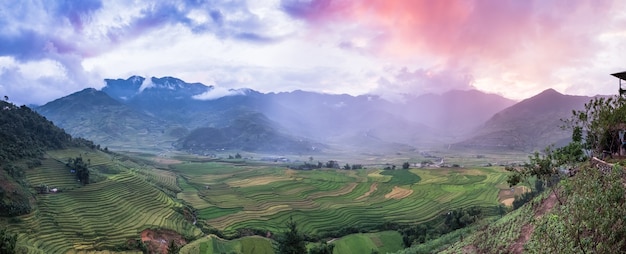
top-left (308, 242), bottom-right (334, 254)
top-left (563, 96), bottom-right (626, 157)
top-left (166, 240), bottom-right (179, 254)
top-left (276, 216), bottom-right (306, 254)
top-left (68, 156), bottom-right (90, 185)
top-left (0, 227), bottom-right (17, 254)
top-left (402, 162), bottom-right (410, 169)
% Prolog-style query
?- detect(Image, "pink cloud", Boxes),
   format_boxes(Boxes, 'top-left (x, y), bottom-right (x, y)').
top-left (284, 0), bottom-right (619, 97)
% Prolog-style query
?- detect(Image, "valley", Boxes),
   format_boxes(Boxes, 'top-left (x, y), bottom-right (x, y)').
top-left (0, 75), bottom-right (615, 254)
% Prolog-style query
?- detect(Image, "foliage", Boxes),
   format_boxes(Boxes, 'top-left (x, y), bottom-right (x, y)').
top-left (67, 157), bottom-right (90, 185)
top-left (400, 207), bottom-right (483, 247)
top-left (0, 101), bottom-right (73, 163)
top-left (563, 96), bottom-right (626, 156)
top-left (402, 162), bottom-right (410, 169)
top-left (0, 227), bottom-right (17, 254)
top-left (528, 166), bottom-right (626, 253)
top-left (167, 240), bottom-right (180, 254)
top-left (275, 217), bottom-right (306, 254)
top-left (308, 242), bottom-right (334, 254)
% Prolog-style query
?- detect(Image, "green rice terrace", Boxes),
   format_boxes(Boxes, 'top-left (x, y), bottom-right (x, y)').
top-left (1, 146), bottom-right (516, 253)
top-left (171, 158), bottom-right (511, 236)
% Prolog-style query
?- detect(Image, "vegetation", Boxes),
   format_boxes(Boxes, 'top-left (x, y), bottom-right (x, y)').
top-left (528, 166), bottom-right (626, 253)
top-left (0, 227), bottom-right (17, 254)
top-left (275, 217), bottom-right (306, 254)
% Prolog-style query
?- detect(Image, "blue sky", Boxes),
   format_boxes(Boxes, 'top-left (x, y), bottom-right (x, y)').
top-left (1, 0), bottom-right (625, 105)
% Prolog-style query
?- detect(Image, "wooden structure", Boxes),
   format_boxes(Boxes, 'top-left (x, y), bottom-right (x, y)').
top-left (611, 71), bottom-right (626, 97)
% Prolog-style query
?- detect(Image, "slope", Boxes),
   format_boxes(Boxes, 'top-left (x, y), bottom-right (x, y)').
top-left (456, 89), bottom-right (592, 151)
top-left (0, 101), bottom-right (202, 252)
top-left (175, 111), bottom-right (321, 154)
top-left (36, 88), bottom-right (177, 150)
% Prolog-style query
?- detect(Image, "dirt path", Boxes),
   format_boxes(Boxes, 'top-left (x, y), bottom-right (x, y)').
top-left (509, 191), bottom-right (558, 253)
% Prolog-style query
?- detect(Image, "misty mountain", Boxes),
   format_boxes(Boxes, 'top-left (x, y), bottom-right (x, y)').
top-left (35, 88), bottom-right (174, 149)
top-left (456, 89), bottom-right (593, 151)
top-left (37, 75), bottom-right (521, 153)
top-left (397, 90), bottom-right (517, 135)
top-left (175, 112), bottom-right (321, 154)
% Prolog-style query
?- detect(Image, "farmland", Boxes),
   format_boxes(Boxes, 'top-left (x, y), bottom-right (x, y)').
top-left (172, 160), bottom-right (512, 236)
top-left (0, 146), bottom-right (521, 253)
top-left (1, 148), bottom-right (201, 253)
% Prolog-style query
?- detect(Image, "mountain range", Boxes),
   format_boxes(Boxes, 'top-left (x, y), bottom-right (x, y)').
top-left (35, 76), bottom-right (598, 153)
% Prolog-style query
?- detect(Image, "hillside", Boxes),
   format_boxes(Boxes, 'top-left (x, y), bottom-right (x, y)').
top-left (456, 89), bottom-right (592, 151)
top-left (175, 112), bottom-right (320, 154)
top-left (435, 162), bottom-right (626, 253)
top-left (36, 88), bottom-right (177, 150)
top-left (398, 89), bottom-right (517, 134)
top-left (0, 101), bottom-right (201, 252)
top-left (0, 100), bottom-right (94, 217)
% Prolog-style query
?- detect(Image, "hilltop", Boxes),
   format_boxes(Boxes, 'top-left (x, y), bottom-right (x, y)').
top-left (456, 89), bottom-right (593, 151)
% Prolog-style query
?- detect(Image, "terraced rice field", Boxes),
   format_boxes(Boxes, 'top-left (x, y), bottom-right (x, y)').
top-left (5, 149), bottom-right (201, 253)
top-left (172, 162), bottom-right (510, 235)
top-left (332, 231), bottom-right (404, 254)
top-left (180, 235), bottom-right (273, 254)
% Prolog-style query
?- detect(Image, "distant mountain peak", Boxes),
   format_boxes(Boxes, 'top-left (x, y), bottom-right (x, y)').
top-left (537, 88), bottom-right (562, 96)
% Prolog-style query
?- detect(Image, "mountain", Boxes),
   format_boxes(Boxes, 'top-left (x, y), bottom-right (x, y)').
top-left (397, 89), bottom-right (517, 135)
top-left (37, 75), bottom-right (519, 152)
top-left (456, 89), bottom-right (593, 151)
top-left (175, 112), bottom-right (321, 154)
top-left (35, 88), bottom-right (175, 150)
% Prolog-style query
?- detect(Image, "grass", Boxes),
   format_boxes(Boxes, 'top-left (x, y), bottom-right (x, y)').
top-left (332, 231), bottom-right (404, 254)
top-left (180, 235), bottom-right (273, 254)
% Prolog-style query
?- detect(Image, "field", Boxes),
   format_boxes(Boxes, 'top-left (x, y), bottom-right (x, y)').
top-left (171, 159), bottom-right (513, 236)
top-left (180, 235), bottom-right (273, 254)
top-left (2, 148), bottom-right (201, 253)
top-left (0, 147), bottom-right (525, 253)
top-left (331, 231), bottom-right (404, 254)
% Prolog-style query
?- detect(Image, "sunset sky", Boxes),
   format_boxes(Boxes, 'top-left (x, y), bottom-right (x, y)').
top-left (1, 0), bottom-right (625, 105)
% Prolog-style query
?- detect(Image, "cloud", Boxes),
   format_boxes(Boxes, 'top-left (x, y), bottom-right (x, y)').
top-left (192, 87), bottom-right (246, 100)
top-left (0, 0), bottom-right (293, 105)
top-left (282, 0), bottom-right (625, 99)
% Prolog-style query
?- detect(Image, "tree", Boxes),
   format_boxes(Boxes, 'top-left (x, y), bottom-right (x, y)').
top-left (235, 153), bottom-right (242, 159)
top-left (276, 216), bottom-right (306, 254)
top-left (308, 242), bottom-right (334, 254)
top-left (166, 240), bottom-right (179, 254)
top-left (68, 156), bottom-right (90, 185)
top-left (402, 162), bottom-right (410, 169)
top-left (0, 227), bottom-right (17, 254)
top-left (563, 96), bottom-right (626, 157)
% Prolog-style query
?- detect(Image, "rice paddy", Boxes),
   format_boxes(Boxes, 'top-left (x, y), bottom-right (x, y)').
top-left (171, 161), bottom-right (511, 235)
top-left (3, 147), bottom-right (517, 253)
top-left (3, 149), bottom-right (201, 253)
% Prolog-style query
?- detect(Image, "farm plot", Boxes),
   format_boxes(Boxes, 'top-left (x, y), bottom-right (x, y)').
top-left (180, 235), bottom-right (273, 254)
top-left (174, 161), bottom-right (510, 235)
top-left (332, 231), bottom-right (404, 254)
top-left (7, 149), bottom-right (201, 253)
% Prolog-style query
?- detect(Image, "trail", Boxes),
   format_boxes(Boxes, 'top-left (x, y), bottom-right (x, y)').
top-left (509, 191), bottom-right (558, 253)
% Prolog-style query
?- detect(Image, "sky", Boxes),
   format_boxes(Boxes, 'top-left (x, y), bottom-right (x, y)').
top-left (1, 0), bottom-right (625, 105)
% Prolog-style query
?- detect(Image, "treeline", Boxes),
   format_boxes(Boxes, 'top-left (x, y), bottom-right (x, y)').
top-left (0, 100), bottom-right (101, 217)
top-left (195, 206), bottom-right (494, 249)
top-left (289, 160), bottom-right (363, 170)
top-left (0, 100), bottom-right (95, 164)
